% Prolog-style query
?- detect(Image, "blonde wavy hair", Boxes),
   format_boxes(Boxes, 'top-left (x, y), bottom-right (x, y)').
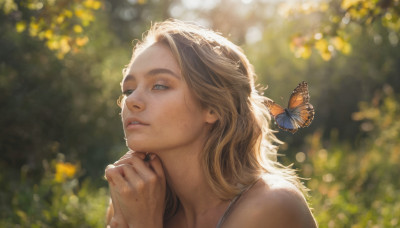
top-left (124, 19), bottom-right (305, 221)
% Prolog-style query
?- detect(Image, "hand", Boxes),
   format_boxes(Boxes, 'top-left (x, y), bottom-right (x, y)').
top-left (105, 152), bottom-right (139, 228)
top-left (106, 201), bottom-right (128, 228)
top-left (105, 151), bottom-right (166, 228)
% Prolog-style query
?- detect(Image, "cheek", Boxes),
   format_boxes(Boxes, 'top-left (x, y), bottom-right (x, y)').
top-left (167, 103), bottom-right (205, 131)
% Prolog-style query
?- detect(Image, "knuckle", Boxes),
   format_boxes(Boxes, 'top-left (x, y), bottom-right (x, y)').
top-left (105, 165), bottom-right (116, 175)
top-left (135, 179), bottom-right (145, 191)
top-left (121, 164), bottom-right (132, 172)
top-left (120, 185), bottom-right (133, 196)
top-left (120, 153), bottom-right (134, 161)
top-left (105, 164), bottom-right (114, 171)
top-left (147, 174), bottom-right (158, 184)
top-left (120, 163), bottom-right (129, 169)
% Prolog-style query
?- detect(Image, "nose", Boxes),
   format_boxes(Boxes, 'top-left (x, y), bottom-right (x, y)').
top-left (124, 89), bottom-right (145, 112)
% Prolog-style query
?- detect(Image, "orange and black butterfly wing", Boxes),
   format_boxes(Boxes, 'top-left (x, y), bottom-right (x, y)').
top-left (265, 99), bottom-right (285, 117)
top-left (288, 81), bottom-right (310, 108)
top-left (286, 81), bottom-right (315, 129)
top-left (265, 99), bottom-right (299, 133)
top-left (265, 81), bottom-right (315, 134)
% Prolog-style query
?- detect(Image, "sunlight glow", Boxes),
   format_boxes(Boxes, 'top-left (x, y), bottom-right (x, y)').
top-left (296, 152), bottom-right (306, 163)
top-left (241, 0), bottom-right (253, 4)
top-left (181, 0), bottom-right (219, 10)
top-left (245, 26), bottom-right (263, 44)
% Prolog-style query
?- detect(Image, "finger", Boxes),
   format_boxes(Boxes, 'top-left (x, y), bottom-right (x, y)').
top-left (120, 164), bottom-right (143, 188)
top-left (114, 151), bottom-right (135, 164)
top-left (106, 198), bottom-right (114, 223)
top-left (148, 154), bottom-right (165, 180)
top-left (114, 155), bottom-right (145, 167)
top-left (134, 151), bottom-right (147, 159)
top-left (109, 188), bottom-right (118, 213)
top-left (105, 165), bottom-right (127, 187)
top-left (122, 155), bottom-right (155, 182)
top-left (104, 164), bottom-right (116, 184)
top-left (109, 186), bottom-right (128, 227)
top-left (109, 184), bottom-right (124, 217)
top-left (118, 151), bottom-right (134, 161)
top-left (114, 152), bottom-right (147, 166)
top-left (114, 157), bottom-right (134, 167)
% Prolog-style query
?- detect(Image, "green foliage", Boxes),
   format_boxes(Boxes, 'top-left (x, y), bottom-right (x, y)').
top-left (249, 3), bottom-right (400, 144)
top-left (283, 0), bottom-right (400, 60)
top-left (1, 0), bottom-right (102, 58)
top-left (300, 86), bottom-right (400, 227)
top-left (0, 154), bottom-right (109, 227)
top-left (0, 1), bottom-right (131, 226)
top-left (0, 3), bottom-right (128, 181)
top-left (1, 0), bottom-right (400, 227)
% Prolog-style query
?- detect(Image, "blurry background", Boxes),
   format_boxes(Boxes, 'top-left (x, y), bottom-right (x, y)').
top-left (1, 0), bottom-right (399, 227)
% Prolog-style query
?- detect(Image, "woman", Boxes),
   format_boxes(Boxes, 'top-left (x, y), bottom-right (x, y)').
top-left (105, 19), bottom-right (317, 228)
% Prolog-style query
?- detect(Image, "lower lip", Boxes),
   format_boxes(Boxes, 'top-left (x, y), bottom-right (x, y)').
top-left (125, 123), bottom-right (148, 130)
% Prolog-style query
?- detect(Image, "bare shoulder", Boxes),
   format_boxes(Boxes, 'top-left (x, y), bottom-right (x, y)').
top-left (222, 174), bottom-right (318, 228)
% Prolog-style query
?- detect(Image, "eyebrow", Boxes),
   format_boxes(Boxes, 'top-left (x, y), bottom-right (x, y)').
top-left (123, 68), bottom-right (180, 83)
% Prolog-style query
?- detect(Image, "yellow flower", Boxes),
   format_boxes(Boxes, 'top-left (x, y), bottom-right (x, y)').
top-left (83, 0), bottom-right (102, 10)
top-left (55, 162), bottom-right (77, 183)
top-left (75, 36), bottom-right (89, 46)
top-left (332, 36), bottom-right (352, 55)
top-left (29, 21), bottom-right (40, 37)
top-left (341, 0), bottom-right (362, 10)
top-left (56, 15), bottom-right (65, 24)
top-left (44, 29), bottom-right (53, 39)
top-left (15, 21), bottom-right (26, 33)
top-left (60, 36), bottom-right (71, 54)
top-left (315, 39), bottom-right (328, 53)
top-left (73, 25), bottom-right (83, 34)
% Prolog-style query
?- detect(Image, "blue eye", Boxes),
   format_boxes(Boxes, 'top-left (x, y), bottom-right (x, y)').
top-left (122, 89), bottom-right (134, 96)
top-left (153, 84), bottom-right (169, 90)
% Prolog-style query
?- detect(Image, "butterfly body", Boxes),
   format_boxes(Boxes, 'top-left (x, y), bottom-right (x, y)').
top-left (265, 81), bottom-right (315, 134)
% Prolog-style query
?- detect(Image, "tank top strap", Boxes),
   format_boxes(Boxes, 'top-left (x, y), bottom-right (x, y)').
top-left (215, 181), bottom-right (258, 228)
top-left (215, 192), bottom-right (242, 228)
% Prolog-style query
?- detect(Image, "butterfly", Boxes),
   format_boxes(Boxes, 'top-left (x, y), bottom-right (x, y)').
top-left (264, 81), bottom-right (315, 134)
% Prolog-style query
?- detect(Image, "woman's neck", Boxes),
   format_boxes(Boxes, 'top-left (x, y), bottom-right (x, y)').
top-left (156, 138), bottom-right (229, 227)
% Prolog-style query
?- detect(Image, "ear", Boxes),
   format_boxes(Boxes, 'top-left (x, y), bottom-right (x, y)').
top-left (204, 108), bottom-right (218, 124)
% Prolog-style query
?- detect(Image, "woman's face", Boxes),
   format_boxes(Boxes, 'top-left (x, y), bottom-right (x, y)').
top-left (120, 43), bottom-right (215, 153)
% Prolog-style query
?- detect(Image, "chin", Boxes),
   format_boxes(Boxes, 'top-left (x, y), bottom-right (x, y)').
top-left (125, 135), bottom-right (143, 150)
top-left (126, 140), bottom-right (151, 153)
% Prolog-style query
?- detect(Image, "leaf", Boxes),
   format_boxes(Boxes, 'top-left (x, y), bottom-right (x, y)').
top-left (2, 0), bottom-right (18, 14)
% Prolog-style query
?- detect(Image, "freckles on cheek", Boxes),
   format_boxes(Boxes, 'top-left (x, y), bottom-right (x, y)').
top-left (177, 120), bottom-right (190, 130)
top-left (177, 112), bottom-right (202, 130)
